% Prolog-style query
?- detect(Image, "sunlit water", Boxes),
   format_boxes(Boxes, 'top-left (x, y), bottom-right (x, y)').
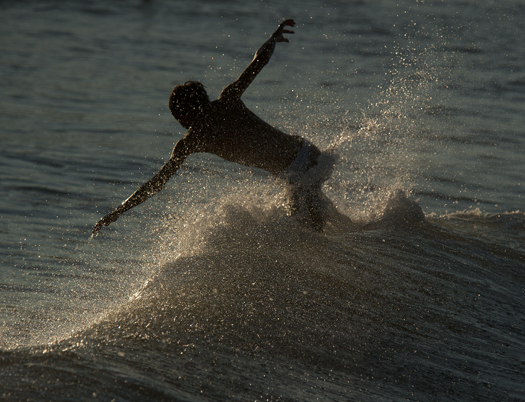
top-left (1, 1), bottom-right (524, 400)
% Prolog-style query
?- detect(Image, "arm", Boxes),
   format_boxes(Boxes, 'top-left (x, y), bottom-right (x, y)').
top-left (219, 19), bottom-right (295, 100)
top-left (92, 137), bottom-right (193, 237)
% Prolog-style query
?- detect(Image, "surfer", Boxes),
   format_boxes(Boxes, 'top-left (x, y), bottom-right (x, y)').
top-left (92, 19), bottom-right (343, 236)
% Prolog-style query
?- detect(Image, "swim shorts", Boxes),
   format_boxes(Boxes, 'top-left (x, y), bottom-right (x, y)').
top-left (276, 139), bottom-right (336, 188)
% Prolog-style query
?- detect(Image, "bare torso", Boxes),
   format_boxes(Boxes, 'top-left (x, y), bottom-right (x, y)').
top-left (184, 97), bottom-right (303, 176)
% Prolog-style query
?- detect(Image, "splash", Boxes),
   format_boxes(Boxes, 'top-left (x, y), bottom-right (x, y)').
top-left (321, 40), bottom-right (450, 223)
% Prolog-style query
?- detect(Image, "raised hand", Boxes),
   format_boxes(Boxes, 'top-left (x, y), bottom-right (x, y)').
top-left (273, 19), bottom-right (295, 43)
top-left (92, 209), bottom-right (122, 237)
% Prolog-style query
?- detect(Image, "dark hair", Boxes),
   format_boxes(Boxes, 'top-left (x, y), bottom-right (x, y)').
top-left (169, 81), bottom-right (209, 124)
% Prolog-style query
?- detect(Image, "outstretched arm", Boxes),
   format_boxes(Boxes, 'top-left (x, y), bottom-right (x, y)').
top-left (219, 19), bottom-right (295, 100)
top-left (92, 137), bottom-right (193, 237)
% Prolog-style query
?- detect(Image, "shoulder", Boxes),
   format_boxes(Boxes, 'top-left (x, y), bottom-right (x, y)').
top-left (176, 121), bottom-right (213, 154)
top-left (218, 82), bottom-right (243, 101)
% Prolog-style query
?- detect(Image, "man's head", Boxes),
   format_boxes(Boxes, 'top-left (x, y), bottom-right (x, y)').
top-left (169, 81), bottom-right (210, 128)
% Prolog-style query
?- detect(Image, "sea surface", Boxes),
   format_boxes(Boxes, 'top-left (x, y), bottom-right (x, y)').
top-left (1, 0), bottom-right (524, 401)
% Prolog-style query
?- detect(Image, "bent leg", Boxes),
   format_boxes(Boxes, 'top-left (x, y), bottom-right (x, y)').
top-left (288, 185), bottom-right (355, 232)
top-left (287, 185), bottom-right (326, 232)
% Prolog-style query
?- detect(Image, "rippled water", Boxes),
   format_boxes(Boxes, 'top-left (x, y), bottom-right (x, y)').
top-left (1, 1), bottom-right (524, 400)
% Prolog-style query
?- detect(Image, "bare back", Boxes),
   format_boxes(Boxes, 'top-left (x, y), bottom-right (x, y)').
top-left (184, 96), bottom-right (303, 176)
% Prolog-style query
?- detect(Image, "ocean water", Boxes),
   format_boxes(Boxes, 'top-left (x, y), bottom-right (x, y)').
top-left (1, 0), bottom-right (524, 400)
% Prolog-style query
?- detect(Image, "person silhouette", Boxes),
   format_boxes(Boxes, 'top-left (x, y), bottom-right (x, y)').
top-left (93, 19), bottom-right (345, 236)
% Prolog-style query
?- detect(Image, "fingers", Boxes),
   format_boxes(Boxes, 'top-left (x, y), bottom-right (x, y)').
top-left (275, 19), bottom-right (295, 43)
top-left (279, 20), bottom-right (295, 34)
top-left (91, 223), bottom-right (101, 238)
top-left (92, 215), bottom-right (111, 237)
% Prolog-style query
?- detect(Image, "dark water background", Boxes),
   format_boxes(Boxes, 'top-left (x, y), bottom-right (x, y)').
top-left (1, 0), bottom-right (524, 400)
